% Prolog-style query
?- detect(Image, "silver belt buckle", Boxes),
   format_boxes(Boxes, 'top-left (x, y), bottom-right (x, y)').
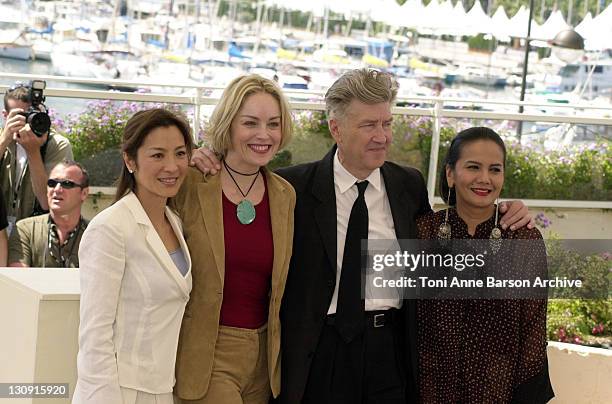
top-left (373, 313), bottom-right (385, 328)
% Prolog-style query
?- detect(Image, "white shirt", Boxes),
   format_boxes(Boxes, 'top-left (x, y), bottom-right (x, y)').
top-left (15, 144), bottom-right (27, 182)
top-left (73, 193), bottom-right (192, 404)
top-left (7, 145), bottom-right (29, 235)
top-left (327, 151), bottom-right (402, 314)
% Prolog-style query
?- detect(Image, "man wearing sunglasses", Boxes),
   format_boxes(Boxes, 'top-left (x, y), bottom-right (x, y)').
top-left (1, 81), bottom-right (73, 232)
top-left (8, 160), bottom-right (88, 268)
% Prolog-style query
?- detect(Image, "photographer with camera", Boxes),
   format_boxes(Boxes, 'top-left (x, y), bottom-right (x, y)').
top-left (1, 80), bottom-right (73, 233)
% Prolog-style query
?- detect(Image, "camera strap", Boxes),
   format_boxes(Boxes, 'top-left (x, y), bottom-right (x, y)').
top-left (12, 146), bottom-right (28, 210)
top-left (31, 137), bottom-right (50, 217)
top-left (11, 135), bottom-right (50, 216)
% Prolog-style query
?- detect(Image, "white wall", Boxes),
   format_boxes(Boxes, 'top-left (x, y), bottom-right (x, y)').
top-left (548, 342), bottom-right (612, 403)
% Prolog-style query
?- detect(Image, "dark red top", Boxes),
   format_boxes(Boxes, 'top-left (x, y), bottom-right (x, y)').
top-left (219, 178), bottom-right (274, 329)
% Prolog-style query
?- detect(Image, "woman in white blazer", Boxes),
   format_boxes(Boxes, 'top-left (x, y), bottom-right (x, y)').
top-left (73, 109), bottom-right (194, 404)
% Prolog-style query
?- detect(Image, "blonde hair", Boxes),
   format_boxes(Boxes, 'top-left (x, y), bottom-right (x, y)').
top-left (325, 68), bottom-right (398, 121)
top-left (207, 74), bottom-right (293, 156)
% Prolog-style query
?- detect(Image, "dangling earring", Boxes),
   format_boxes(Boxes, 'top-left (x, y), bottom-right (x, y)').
top-left (127, 166), bottom-right (134, 174)
top-left (437, 187), bottom-right (452, 242)
top-left (490, 199), bottom-right (502, 254)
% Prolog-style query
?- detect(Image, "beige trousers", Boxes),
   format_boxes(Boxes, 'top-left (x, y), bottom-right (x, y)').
top-left (120, 387), bottom-right (175, 404)
top-left (180, 324), bottom-right (270, 404)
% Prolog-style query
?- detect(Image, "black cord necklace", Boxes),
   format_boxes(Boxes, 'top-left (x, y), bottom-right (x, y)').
top-left (224, 162), bottom-right (259, 177)
top-left (223, 159), bottom-right (260, 225)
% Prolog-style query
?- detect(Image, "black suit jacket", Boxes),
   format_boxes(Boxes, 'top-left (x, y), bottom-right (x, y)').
top-left (275, 147), bottom-right (432, 403)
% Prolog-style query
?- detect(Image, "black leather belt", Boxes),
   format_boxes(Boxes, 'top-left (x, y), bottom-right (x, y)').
top-left (325, 309), bottom-right (399, 328)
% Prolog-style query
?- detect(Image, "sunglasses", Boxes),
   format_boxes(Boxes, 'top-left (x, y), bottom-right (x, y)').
top-left (47, 179), bottom-right (85, 189)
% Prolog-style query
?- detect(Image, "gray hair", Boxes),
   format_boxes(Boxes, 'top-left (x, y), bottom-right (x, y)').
top-left (324, 69), bottom-right (398, 121)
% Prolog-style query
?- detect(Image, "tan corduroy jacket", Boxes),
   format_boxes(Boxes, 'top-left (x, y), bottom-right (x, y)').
top-left (173, 167), bottom-right (295, 400)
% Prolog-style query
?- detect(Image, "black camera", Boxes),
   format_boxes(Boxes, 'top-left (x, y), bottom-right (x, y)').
top-left (18, 80), bottom-right (51, 137)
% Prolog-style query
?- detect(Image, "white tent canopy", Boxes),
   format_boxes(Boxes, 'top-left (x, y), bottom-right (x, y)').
top-left (490, 6), bottom-right (512, 40)
top-left (575, 11), bottom-right (593, 35)
top-left (371, 0), bottom-right (405, 26)
top-left (583, 3), bottom-right (612, 50)
top-left (397, 0), bottom-right (426, 30)
top-left (463, 0), bottom-right (495, 36)
top-left (329, 0), bottom-right (372, 19)
top-left (420, 0), bottom-right (463, 36)
top-left (435, 0), bottom-right (468, 36)
top-left (575, 12), bottom-right (601, 50)
top-left (263, 0), bottom-right (610, 49)
top-left (416, 0), bottom-right (444, 34)
top-left (534, 10), bottom-right (570, 40)
top-left (507, 5), bottom-right (541, 38)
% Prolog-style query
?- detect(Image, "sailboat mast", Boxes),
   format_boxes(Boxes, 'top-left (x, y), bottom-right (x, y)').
top-left (165, 0), bottom-right (175, 49)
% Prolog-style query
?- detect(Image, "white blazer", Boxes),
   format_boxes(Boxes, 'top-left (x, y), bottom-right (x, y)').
top-left (73, 192), bottom-right (192, 404)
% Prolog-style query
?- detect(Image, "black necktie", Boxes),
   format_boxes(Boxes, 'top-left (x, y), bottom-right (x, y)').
top-left (335, 180), bottom-right (369, 342)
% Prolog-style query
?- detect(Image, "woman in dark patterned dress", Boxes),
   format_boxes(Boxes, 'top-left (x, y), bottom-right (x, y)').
top-left (416, 127), bottom-right (554, 404)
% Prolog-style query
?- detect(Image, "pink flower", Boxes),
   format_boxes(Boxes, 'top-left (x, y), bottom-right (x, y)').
top-left (557, 327), bottom-right (566, 341)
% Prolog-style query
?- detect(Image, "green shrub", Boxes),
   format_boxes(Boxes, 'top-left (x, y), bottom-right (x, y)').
top-left (53, 100), bottom-right (196, 161)
top-left (547, 299), bottom-right (611, 348)
top-left (535, 218), bottom-right (612, 348)
top-left (268, 149), bottom-right (292, 170)
top-left (409, 119), bottom-right (611, 201)
top-left (288, 110), bottom-right (334, 164)
top-left (545, 237), bottom-right (611, 300)
top-left (52, 101), bottom-right (201, 185)
top-left (54, 105), bottom-right (612, 200)
top-left (467, 34), bottom-right (497, 52)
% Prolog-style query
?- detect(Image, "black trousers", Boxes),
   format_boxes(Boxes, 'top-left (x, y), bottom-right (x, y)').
top-left (302, 310), bottom-right (407, 404)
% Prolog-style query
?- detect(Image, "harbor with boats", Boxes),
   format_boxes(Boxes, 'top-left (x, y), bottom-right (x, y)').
top-left (1, 0), bottom-right (611, 125)
top-left (0, 5), bottom-right (611, 404)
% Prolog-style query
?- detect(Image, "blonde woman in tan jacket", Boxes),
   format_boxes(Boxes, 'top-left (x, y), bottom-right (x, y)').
top-left (173, 75), bottom-right (295, 404)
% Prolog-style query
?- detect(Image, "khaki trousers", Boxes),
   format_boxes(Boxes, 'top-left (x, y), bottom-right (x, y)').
top-left (120, 387), bottom-right (174, 404)
top-left (181, 324), bottom-right (270, 404)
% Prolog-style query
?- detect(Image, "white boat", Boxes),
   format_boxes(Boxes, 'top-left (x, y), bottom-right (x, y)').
top-left (136, 62), bottom-right (202, 94)
top-left (0, 5), bottom-right (32, 60)
top-left (558, 59), bottom-right (612, 96)
top-left (396, 77), bottom-right (434, 99)
top-left (0, 26), bottom-right (32, 61)
top-left (32, 38), bottom-right (53, 61)
top-left (521, 121), bottom-right (612, 151)
top-left (455, 64), bottom-right (507, 87)
top-left (0, 41), bottom-right (33, 60)
top-left (278, 74), bottom-right (309, 91)
top-left (51, 50), bottom-right (140, 83)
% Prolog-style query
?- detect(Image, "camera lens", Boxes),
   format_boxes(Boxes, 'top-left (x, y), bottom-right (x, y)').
top-left (27, 111), bottom-right (51, 137)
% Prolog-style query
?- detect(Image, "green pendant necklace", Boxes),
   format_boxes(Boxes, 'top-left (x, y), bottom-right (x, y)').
top-left (223, 160), bottom-right (260, 225)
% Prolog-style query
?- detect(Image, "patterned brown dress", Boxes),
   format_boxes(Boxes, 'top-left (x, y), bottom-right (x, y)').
top-left (416, 208), bottom-right (554, 404)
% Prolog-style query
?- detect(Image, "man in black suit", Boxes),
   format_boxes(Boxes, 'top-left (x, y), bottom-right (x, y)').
top-left (192, 69), bottom-right (531, 403)
top-left (274, 70), bottom-right (429, 404)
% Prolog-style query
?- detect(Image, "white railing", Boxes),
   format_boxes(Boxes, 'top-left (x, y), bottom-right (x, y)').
top-left (2, 72), bottom-right (611, 210)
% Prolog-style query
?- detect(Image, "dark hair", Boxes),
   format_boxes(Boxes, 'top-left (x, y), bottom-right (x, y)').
top-left (52, 160), bottom-right (90, 187)
top-left (4, 86), bottom-right (30, 111)
top-left (115, 108), bottom-right (194, 202)
top-left (440, 127), bottom-right (507, 206)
